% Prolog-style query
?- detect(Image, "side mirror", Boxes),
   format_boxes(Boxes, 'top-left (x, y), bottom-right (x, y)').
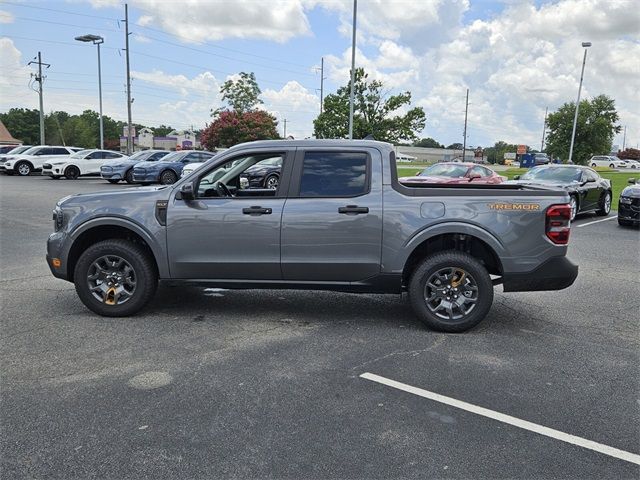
top-left (468, 173), bottom-right (481, 181)
top-left (415, 171), bottom-right (421, 176)
top-left (513, 175), bottom-right (520, 180)
top-left (586, 177), bottom-right (596, 183)
top-left (629, 178), bottom-right (638, 185)
top-left (179, 182), bottom-right (195, 201)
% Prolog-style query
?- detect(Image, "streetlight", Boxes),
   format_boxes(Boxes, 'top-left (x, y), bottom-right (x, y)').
top-left (568, 41), bottom-right (591, 164)
top-left (75, 34), bottom-right (104, 149)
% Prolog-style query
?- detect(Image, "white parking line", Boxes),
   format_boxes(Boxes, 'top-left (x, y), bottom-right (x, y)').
top-left (360, 372), bottom-right (640, 466)
top-left (576, 216), bottom-right (617, 228)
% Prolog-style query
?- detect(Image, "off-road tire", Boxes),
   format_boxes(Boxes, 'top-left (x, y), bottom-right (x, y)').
top-left (73, 239), bottom-right (158, 317)
top-left (408, 251), bottom-right (493, 333)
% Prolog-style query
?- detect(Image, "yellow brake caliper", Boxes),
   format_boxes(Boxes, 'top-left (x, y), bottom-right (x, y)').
top-left (104, 287), bottom-right (117, 305)
top-left (451, 270), bottom-right (466, 288)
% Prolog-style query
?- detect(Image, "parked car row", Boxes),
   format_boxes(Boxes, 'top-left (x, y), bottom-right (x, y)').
top-left (589, 155), bottom-right (640, 169)
top-left (1, 145), bottom-right (83, 175)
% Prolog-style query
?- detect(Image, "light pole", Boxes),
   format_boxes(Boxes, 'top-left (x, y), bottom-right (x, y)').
top-left (348, 0), bottom-right (357, 140)
top-left (75, 34), bottom-right (104, 149)
top-left (568, 41), bottom-right (591, 164)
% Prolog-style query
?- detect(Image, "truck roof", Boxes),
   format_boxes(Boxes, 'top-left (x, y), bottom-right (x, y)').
top-left (225, 139), bottom-right (394, 151)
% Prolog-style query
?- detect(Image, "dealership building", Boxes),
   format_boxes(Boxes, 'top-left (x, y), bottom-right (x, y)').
top-left (119, 127), bottom-right (201, 152)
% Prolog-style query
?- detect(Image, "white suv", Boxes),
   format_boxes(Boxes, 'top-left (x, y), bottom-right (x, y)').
top-left (588, 155), bottom-right (627, 169)
top-left (42, 149), bottom-right (127, 180)
top-left (2, 146), bottom-right (82, 176)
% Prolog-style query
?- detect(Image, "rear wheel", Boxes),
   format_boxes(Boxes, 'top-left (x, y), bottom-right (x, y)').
top-left (569, 195), bottom-right (579, 221)
top-left (73, 239), bottom-right (157, 317)
top-left (596, 191), bottom-right (611, 216)
top-left (125, 168), bottom-right (135, 184)
top-left (15, 161), bottom-right (32, 176)
top-left (159, 170), bottom-right (177, 185)
top-left (408, 251), bottom-right (493, 333)
top-left (65, 165), bottom-right (80, 180)
top-left (618, 218), bottom-right (631, 227)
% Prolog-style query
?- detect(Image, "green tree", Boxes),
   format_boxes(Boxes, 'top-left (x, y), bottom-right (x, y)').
top-left (446, 143), bottom-right (463, 150)
top-left (313, 68), bottom-right (426, 143)
top-left (154, 124), bottom-right (174, 137)
top-left (219, 72), bottom-right (263, 114)
top-left (414, 137), bottom-right (443, 148)
top-left (546, 94), bottom-right (621, 164)
top-left (0, 108), bottom-right (40, 144)
top-left (484, 141), bottom-right (518, 164)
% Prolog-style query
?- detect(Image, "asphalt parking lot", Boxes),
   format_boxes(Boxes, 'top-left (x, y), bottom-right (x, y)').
top-left (1, 175), bottom-right (639, 479)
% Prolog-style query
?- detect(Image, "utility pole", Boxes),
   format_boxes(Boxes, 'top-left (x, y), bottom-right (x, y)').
top-left (320, 57), bottom-right (325, 114)
top-left (124, 4), bottom-right (133, 154)
top-left (28, 52), bottom-right (49, 145)
top-left (283, 119), bottom-right (287, 138)
top-left (541, 106), bottom-right (548, 152)
top-left (462, 88), bottom-right (469, 161)
top-left (622, 125), bottom-right (626, 151)
top-left (348, 0), bottom-right (357, 139)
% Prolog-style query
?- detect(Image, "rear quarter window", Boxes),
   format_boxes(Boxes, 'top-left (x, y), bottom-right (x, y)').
top-left (299, 152), bottom-right (368, 197)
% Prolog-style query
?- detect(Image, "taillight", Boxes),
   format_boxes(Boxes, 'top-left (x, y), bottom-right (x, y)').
top-left (546, 204), bottom-right (572, 244)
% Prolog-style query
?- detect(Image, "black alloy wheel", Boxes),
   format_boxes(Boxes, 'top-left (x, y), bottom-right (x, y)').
top-left (65, 165), bottom-right (80, 180)
top-left (160, 170), bottom-right (177, 185)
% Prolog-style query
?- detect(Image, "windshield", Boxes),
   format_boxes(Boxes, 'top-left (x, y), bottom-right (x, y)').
top-left (128, 151), bottom-right (153, 161)
top-left (520, 167), bottom-right (582, 182)
top-left (8, 146), bottom-right (31, 155)
top-left (420, 164), bottom-right (469, 177)
top-left (162, 152), bottom-right (187, 162)
top-left (71, 149), bottom-right (93, 158)
top-left (20, 146), bottom-right (43, 155)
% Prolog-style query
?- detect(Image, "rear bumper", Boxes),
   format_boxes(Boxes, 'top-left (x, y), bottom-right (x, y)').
top-left (502, 256), bottom-right (578, 292)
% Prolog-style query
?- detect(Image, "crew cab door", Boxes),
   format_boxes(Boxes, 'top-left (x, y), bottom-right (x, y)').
top-left (281, 148), bottom-right (383, 282)
top-left (165, 148), bottom-right (293, 280)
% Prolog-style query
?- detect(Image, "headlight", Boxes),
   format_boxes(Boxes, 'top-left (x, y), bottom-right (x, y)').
top-left (619, 196), bottom-right (632, 205)
top-left (52, 208), bottom-right (64, 231)
top-left (110, 164), bottom-right (124, 168)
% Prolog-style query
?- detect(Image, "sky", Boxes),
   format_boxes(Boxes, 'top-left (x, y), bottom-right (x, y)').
top-left (0, 0), bottom-right (638, 149)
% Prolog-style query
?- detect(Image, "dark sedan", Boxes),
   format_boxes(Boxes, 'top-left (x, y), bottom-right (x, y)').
top-left (511, 165), bottom-right (612, 220)
top-left (239, 156), bottom-right (283, 189)
top-left (132, 150), bottom-right (215, 185)
top-left (618, 178), bottom-right (640, 227)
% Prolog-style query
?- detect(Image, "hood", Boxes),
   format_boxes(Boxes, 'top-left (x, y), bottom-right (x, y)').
top-left (507, 179), bottom-right (578, 188)
top-left (58, 185), bottom-right (169, 208)
top-left (134, 160), bottom-right (174, 169)
top-left (621, 184), bottom-right (640, 198)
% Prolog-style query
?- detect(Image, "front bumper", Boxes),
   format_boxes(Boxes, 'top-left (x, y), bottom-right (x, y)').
top-left (132, 170), bottom-right (159, 183)
top-left (46, 231), bottom-right (70, 281)
top-left (502, 256), bottom-right (578, 292)
top-left (618, 201), bottom-right (640, 223)
top-left (101, 172), bottom-right (124, 180)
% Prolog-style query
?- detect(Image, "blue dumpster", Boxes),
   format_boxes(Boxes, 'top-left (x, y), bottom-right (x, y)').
top-left (519, 153), bottom-right (535, 168)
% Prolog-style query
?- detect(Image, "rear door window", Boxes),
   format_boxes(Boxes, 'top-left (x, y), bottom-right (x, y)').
top-left (298, 152), bottom-right (368, 197)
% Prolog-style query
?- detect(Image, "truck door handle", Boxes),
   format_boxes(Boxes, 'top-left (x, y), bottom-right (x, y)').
top-left (242, 206), bottom-right (272, 215)
top-left (338, 205), bottom-right (369, 215)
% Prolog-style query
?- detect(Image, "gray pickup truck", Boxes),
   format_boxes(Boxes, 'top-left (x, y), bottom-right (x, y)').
top-left (47, 140), bottom-right (578, 332)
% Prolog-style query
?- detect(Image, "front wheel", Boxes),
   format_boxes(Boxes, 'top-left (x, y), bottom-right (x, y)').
top-left (65, 165), bottom-right (80, 180)
top-left (408, 251), bottom-right (493, 333)
top-left (107, 179), bottom-right (120, 184)
top-left (125, 168), bottom-right (135, 184)
top-left (159, 170), bottom-right (177, 185)
top-left (596, 191), bottom-right (611, 216)
top-left (73, 239), bottom-right (158, 317)
top-left (15, 161), bottom-right (32, 176)
top-left (591, 163), bottom-right (597, 167)
top-left (618, 218), bottom-right (631, 227)
top-left (264, 174), bottom-right (279, 189)
top-left (609, 163), bottom-right (615, 168)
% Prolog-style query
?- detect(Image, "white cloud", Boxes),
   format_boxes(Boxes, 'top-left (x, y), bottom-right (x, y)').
top-left (0, 10), bottom-right (15, 24)
top-left (262, 81), bottom-right (319, 139)
top-left (128, 0), bottom-right (311, 43)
